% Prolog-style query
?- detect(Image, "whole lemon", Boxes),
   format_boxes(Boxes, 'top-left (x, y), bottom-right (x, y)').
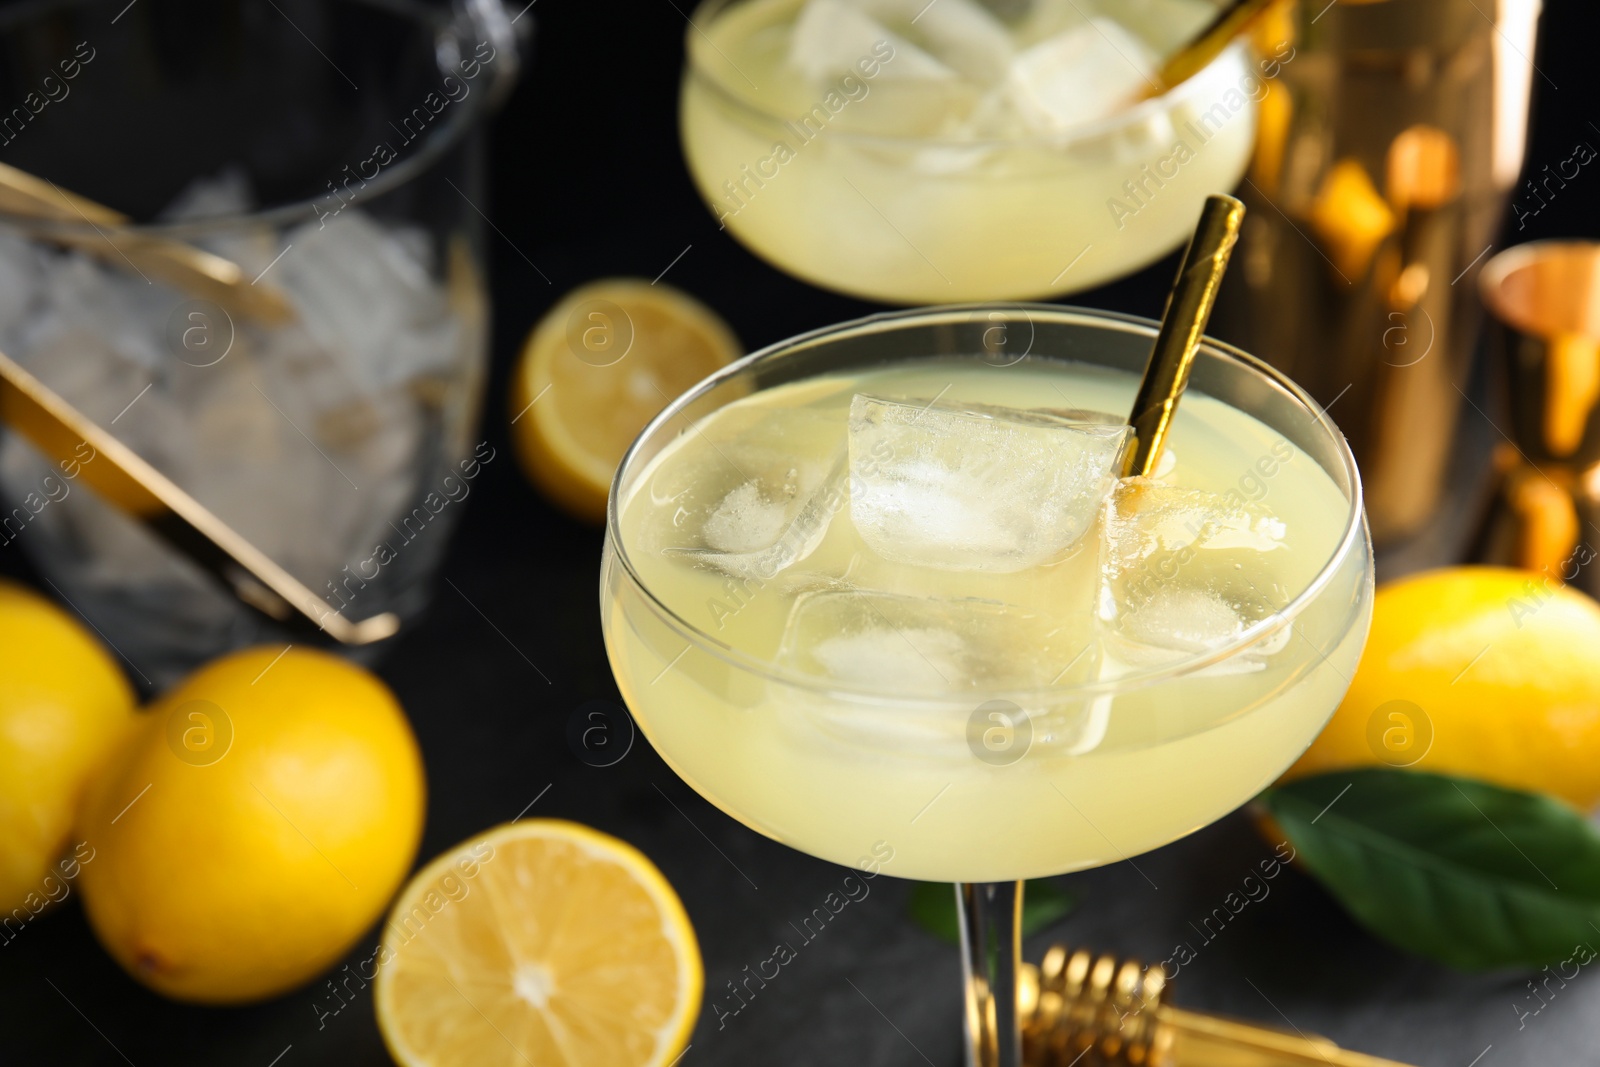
top-left (1285, 566), bottom-right (1600, 809)
top-left (0, 579), bottom-right (136, 916)
top-left (75, 646), bottom-right (425, 1003)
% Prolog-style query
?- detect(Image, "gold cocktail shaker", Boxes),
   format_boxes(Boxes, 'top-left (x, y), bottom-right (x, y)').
top-left (1210, 0), bottom-right (1543, 547)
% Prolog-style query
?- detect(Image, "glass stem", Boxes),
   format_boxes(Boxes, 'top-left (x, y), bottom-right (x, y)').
top-left (956, 881), bottom-right (1023, 1067)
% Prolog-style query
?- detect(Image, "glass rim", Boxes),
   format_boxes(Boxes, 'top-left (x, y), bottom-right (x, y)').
top-left (682, 0), bottom-right (1252, 152)
top-left (0, 0), bottom-right (516, 240)
top-left (605, 303), bottom-right (1369, 703)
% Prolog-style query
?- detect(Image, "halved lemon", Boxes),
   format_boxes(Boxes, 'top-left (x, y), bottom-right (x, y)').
top-left (511, 279), bottom-right (740, 522)
top-left (374, 819), bottom-right (702, 1067)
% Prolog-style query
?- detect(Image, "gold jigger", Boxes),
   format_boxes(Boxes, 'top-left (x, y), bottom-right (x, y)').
top-left (1019, 945), bottom-right (1418, 1067)
top-left (1474, 242), bottom-right (1600, 591)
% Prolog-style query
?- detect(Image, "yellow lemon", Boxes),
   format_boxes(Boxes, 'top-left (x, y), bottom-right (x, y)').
top-left (0, 579), bottom-right (136, 916)
top-left (511, 278), bottom-right (740, 522)
top-left (375, 819), bottom-right (702, 1067)
top-left (76, 645), bottom-right (425, 1003)
top-left (1285, 566), bottom-right (1600, 809)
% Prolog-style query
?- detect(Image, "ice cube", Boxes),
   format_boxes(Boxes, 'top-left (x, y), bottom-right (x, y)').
top-left (155, 169), bottom-right (282, 274)
top-left (789, 0), bottom-right (957, 83)
top-left (22, 251), bottom-right (173, 374)
top-left (1004, 18), bottom-right (1157, 134)
top-left (777, 587), bottom-right (1105, 753)
top-left (277, 212), bottom-right (460, 393)
top-left (1106, 0), bottom-right (1216, 52)
top-left (704, 481), bottom-right (800, 552)
top-left (651, 406), bottom-right (847, 582)
top-left (856, 0), bottom-right (1015, 84)
top-left (1010, 0), bottom-right (1092, 46)
top-left (170, 341), bottom-right (421, 588)
top-left (0, 232), bottom-right (40, 328)
top-left (158, 166), bottom-right (255, 222)
top-left (806, 618), bottom-right (967, 690)
top-left (780, 587), bottom-right (1068, 689)
top-left (1098, 478), bottom-right (1291, 671)
top-left (848, 394), bottom-right (1128, 572)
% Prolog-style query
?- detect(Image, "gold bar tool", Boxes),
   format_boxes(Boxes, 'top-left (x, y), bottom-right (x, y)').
top-left (1020, 945), bottom-right (1420, 1067)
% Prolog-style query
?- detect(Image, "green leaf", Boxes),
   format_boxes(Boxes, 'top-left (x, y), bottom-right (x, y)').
top-left (1260, 768), bottom-right (1600, 970)
top-left (906, 880), bottom-right (1078, 944)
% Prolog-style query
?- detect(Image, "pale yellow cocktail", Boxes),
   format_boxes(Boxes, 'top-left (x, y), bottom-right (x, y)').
top-left (680, 0), bottom-right (1267, 303)
top-left (602, 310), bottom-right (1371, 883)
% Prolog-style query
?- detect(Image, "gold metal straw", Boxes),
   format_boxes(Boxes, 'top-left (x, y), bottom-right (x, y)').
top-left (1123, 194), bottom-right (1247, 478)
top-left (0, 350), bottom-right (398, 646)
top-left (1140, 0), bottom-right (1281, 99)
top-left (0, 161), bottom-right (294, 325)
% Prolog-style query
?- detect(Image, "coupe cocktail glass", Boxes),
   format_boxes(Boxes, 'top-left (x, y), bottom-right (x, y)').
top-left (602, 306), bottom-right (1373, 1066)
top-left (679, 0), bottom-right (1261, 303)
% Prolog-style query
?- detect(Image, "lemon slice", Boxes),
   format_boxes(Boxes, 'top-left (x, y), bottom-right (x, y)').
top-left (374, 819), bottom-right (702, 1067)
top-left (512, 279), bottom-right (740, 522)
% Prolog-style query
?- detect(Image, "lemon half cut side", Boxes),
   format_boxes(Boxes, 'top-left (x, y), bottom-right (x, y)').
top-left (375, 818), bottom-right (702, 1067)
top-left (511, 279), bottom-right (740, 522)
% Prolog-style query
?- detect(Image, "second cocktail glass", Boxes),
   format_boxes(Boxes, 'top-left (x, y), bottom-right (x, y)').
top-left (601, 306), bottom-right (1373, 1065)
top-left (679, 0), bottom-right (1260, 303)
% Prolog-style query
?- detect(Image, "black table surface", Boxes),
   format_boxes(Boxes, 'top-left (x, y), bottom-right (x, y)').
top-left (4, 1), bottom-right (1600, 1063)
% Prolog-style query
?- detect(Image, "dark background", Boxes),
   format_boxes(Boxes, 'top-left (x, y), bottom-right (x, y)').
top-left (3, 0), bottom-right (1600, 1064)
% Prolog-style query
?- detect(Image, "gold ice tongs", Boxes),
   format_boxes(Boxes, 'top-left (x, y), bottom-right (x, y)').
top-left (0, 351), bottom-right (398, 645)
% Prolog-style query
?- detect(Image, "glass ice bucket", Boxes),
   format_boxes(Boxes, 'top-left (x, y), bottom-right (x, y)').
top-left (0, 0), bottom-right (522, 687)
